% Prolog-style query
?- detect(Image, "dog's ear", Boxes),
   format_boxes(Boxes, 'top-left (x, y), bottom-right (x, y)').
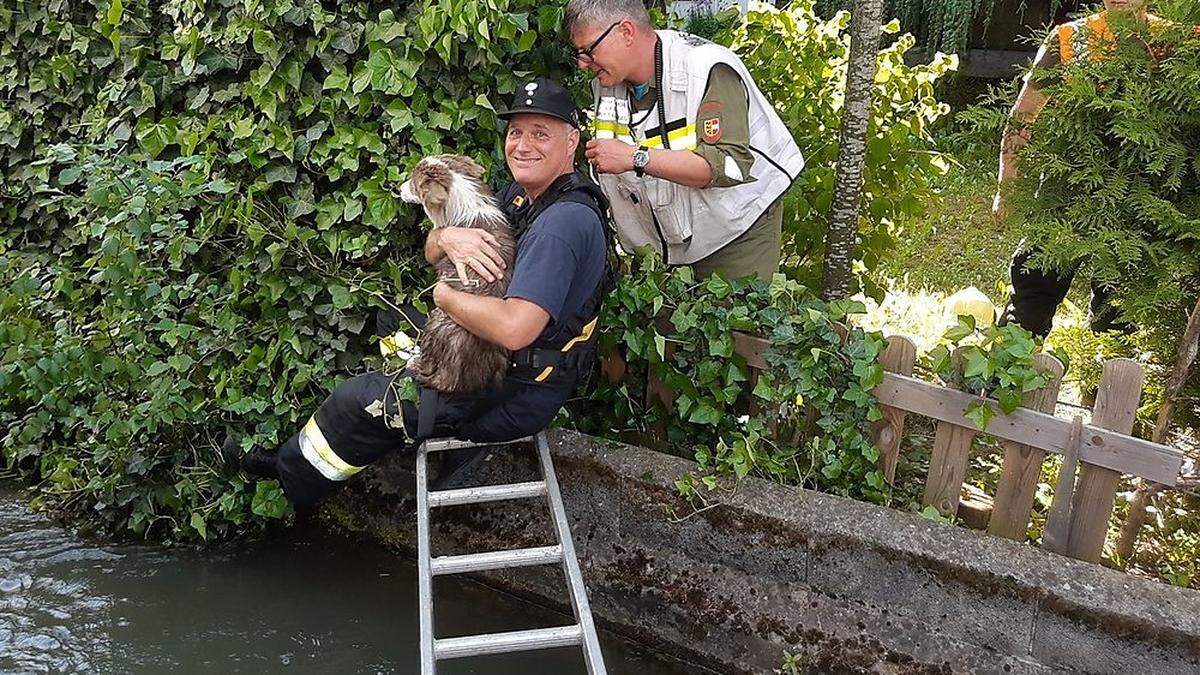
top-left (446, 155), bottom-right (486, 181)
top-left (459, 156), bottom-right (487, 180)
top-left (419, 173), bottom-right (449, 207)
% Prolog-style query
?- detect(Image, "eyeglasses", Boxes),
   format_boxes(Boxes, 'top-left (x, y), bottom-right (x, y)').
top-left (573, 21), bottom-right (620, 63)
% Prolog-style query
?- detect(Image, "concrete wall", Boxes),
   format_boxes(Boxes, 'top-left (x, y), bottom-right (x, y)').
top-left (327, 430), bottom-right (1200, 674)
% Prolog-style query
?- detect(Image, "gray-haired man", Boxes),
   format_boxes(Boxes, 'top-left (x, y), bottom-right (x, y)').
top-left (567, 0), bottom-right (804, 280)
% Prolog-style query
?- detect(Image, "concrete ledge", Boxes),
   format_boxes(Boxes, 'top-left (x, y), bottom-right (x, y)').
top-left (327, 430), bottom-right (1200, 673)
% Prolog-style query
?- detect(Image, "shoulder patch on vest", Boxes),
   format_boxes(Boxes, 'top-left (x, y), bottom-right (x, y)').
top-left (682, 33), bottom-right (711, 47)
top-left (698, 100), bottom-right (723, 144)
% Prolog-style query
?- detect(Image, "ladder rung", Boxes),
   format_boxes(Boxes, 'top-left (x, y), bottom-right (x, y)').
top-left (423, 436), bottom-right (533, 453)
top-left (431, 545), bottom-right (562, 576)
top-left (435, 625), bottom-right (582, 660)
top-left (428, 481), bottom-right (546, 508)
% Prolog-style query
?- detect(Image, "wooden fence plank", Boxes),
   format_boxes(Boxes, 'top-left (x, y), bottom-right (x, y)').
top-left (873, 373), bottom-right (1181, 484)
top-left (870, 336), bottom-right (917, 484)
top-left (987, 354), bottom-right (1066, 540)
top-left (922, 349), bottom-right (975, 517)
top-left (1043, 416), bottom-right (1084, 554)
top-left (733, 331), bottom-right (768, 369)
top-left (1065, 359), bottom-right (1144, 563)
top-left (923, 422), bottom-right (978, 517)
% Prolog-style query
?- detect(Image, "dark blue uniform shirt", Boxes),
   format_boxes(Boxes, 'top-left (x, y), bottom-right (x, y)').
top-left (504, 201), bottom-right (607, 345)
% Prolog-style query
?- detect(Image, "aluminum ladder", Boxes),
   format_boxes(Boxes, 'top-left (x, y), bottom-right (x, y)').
top-left (415, 431), bottom-right (607, 674)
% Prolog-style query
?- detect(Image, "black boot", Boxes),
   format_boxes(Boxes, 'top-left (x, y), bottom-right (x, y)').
top-left (430, 446), bottom-right (492, 490)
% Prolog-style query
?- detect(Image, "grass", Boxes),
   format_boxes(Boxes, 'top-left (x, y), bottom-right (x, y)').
top-left (879, 154), bottom-right (1019, 299)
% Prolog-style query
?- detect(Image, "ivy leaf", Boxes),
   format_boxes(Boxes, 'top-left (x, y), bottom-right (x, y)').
top-left (328, 284), bottom-right (353, 309)
top-left (688, 403), bottom-right (722, 426)
top-left (671, 306), bottom-right (697, 332)
top-left (189, 511), bottom-right (207, 540)
top-left (251, 481), bottom-right (288, 518)
top-left (106, 0), bottom-right (124, 26)
top-left (264, 164), bottom-right (296, 184)
top-left (995, 388), bottom-right (1022, 414)
top-left (705, 275), bottom-right (732, 299)
top-left (322, 66), bottom-right (350, 92)
top-left (654, 332), bottom-right (666, 362)
top-left (708, 332), bottom-right (733, 358)
top-left (752, 374), bottom-right (776, 400)
top-left (516, 30), bottom-right (537, 52)
top-left (963, 400), bottom-right (995, 431)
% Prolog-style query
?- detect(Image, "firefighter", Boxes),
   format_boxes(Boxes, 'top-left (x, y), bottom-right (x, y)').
top-left (565, 0), bottom-right (804, 280)
top-left (235, 79), bottom-right (613, 508)
top-left (995, 0), bottom-right (1185, 337)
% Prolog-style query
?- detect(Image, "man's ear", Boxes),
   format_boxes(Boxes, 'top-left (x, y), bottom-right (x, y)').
top-left (619, 18), bottom-right (635, 44)
top-left (566, 127), bottom-right (581, 155)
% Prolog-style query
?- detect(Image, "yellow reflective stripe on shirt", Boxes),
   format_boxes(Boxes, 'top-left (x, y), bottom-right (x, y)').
top-left (299, 417), bottom-right (364, 482)
top-left (642, 124), bottom-right (697, 150)
top-left (534, 366), bottom-right (554, 382)
top-left (560, 317), bottom-right (598, 353)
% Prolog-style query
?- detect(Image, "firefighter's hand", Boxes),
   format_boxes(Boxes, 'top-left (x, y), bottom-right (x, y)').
top-left (432, 281), bottom-right (453, 308)
top-left (436, 227), bottom-right (505, 284)
top-left (585, 139), bottom-right (636, 175)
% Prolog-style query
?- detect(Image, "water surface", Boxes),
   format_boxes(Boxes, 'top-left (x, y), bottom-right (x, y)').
top-left (0, 484), bottom-right (686, 674)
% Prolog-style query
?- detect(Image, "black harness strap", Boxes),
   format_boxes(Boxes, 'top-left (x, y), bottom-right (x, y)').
top-left (497, 172), bottom-right (615, 383)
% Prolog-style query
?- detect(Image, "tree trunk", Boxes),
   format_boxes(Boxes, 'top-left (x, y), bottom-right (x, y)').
top-left (821, 0), bottom-right (886, 301)
top-left (1114, 294), bottom-right (1200, 563)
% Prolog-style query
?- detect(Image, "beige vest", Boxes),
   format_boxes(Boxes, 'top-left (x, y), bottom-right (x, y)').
top-left (589, 30), bottom-right (804, 264)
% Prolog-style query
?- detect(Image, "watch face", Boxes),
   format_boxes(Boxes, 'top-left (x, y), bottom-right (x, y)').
top-left (634, 149), bottom-right (650, 169)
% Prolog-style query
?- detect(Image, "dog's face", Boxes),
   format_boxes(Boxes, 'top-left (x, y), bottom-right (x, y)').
top-left (400, 155), bottom-right (487, 212)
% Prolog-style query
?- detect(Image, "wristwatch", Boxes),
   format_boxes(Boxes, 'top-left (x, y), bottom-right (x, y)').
top-left (632, 145), bottom-right (650, 177)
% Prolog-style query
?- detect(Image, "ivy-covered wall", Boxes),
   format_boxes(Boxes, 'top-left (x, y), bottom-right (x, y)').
top-left (0, 0), bottom-right (574, 541)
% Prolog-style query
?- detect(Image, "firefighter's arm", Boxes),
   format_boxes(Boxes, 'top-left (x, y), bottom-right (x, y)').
top-left (432, 282), bottom-right (548, 352)
top-left (998, 81), bottom-right (1050, 185)
top-left (994, 80), bottom-right (1049, 219)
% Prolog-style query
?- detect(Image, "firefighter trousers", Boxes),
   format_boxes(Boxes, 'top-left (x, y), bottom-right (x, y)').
top-left (272, 364), bottom-right (582, 508)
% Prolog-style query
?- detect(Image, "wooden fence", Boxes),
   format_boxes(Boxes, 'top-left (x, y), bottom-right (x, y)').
top-left (614, 331), bottom-right (1186, 565)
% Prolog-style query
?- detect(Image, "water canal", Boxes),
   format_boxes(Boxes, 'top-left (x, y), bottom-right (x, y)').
top-left (0, 484), bottom-right (688, 674)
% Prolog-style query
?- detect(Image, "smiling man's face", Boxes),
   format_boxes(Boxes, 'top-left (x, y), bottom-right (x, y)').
top-left (504, 113), bottom-right (578, 198)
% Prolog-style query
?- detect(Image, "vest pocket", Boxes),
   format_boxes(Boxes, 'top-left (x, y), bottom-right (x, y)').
top-left (651, 180), bottom-right (692, 244)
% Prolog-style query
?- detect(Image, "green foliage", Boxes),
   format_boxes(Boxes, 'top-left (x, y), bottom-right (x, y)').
top-left (720, 3), bottom-right (957, 299)
top-left (571, 253), bottom-right (889, 503)
top-left (1010, 15), bottom-right (1200, 342)
top-left (815, 0), bottom-right (1045, 56)
top-left (1008, 14), bottom-right (1200, 426)
top-left (0, 0), bottom-right (573, 542)
top-left (926, 317), bottom-right (1050, 430)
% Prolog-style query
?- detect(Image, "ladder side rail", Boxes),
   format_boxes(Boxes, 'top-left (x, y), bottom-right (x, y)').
top-left (416, 443), bottom-right (437, 674)
top-left (535, 432), bottom-right (608, 675)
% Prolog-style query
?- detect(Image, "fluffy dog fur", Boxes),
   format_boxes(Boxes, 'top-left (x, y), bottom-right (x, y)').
top-left (400, 155), bottom-right (517, 393)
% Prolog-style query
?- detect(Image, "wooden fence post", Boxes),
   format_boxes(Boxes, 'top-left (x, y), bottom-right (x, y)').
top-left (869, 335), bottom-right (917, 484)
top-left (922, 349), bottom-right (976, 518)
top-left (1065, 358), bottom-right (1144, 563)
top-left (987, 353), bottom-right (1065, 540)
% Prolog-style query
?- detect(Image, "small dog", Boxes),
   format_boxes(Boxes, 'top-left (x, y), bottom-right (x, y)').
top-left (400, 154), bottom-right (517, 393)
